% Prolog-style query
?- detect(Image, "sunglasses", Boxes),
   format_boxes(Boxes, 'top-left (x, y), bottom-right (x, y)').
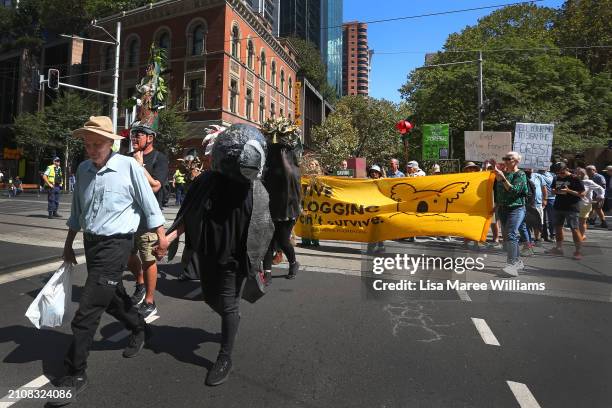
top-left (502, 157), bottom-right (514, 161)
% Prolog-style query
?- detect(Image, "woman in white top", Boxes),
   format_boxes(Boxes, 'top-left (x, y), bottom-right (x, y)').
top-left (575, 167), bottom-right (605, 240)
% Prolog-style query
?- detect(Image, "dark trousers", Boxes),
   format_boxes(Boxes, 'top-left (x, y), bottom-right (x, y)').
top-left (47, 186), bottom-right (60, 214)
top-left (263, 220), bottom-right (297, 270)
top-left (175, 184), bottom-right (185, 205)
top-left (201, 265), bottom-right (245, 358)
top-left (64, 235), bottom-right (143, 375)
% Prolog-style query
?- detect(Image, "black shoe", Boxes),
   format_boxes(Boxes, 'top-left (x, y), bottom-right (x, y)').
top-left (52, 212), bottom-right (61, 218)
top-left (588, 218), bottom-right (596, 225)
top-left (601, 221), bottom-right (609, 229)
top-left (46, 374), bottom-right (88, 406)
top-left (131, 284), bottom-right (146, 306)
top-left (48, 213), bottom-right (53, 219)
top-left (205, 355), bottom-right (232, 386)
top-left (264, 270), bottom-right (272, 286)
top-left (287, 262), bottom-right (299, 279)
top-left (138, 301), bottom-right (158, 320)
top-left (122, 325), bottom-right (152, 358)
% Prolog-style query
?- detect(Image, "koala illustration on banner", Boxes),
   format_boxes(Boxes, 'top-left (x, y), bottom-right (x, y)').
top-left (390, 182), bottom-right (470, 217)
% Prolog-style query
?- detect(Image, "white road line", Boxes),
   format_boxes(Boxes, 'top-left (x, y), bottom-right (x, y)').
top-left (0, 374), bottom-right (50, 408)
top-left (471, 317), bottom-right (500, 346)
top-left (507, 381), bottom-right (542, 408)
top-left (456, 289), bottom-right (472, 302)
top-left (107, 315), bottom-right (159, 342)
top-left (0, 256), bottom-right (86, 285)
top-left (185, 287), bottom-right (202, 299)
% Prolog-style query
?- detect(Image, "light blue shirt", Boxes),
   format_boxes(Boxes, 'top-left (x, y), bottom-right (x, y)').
top-left (67, 153), bottom-right (165, 235)
top-left (530, 172), bottom-right (547, 206)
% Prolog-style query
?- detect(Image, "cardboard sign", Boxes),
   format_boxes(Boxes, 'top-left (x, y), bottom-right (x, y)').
top-left (513, 123), bottom-right (554, 169)
top-left (422, 124), bottom-right (449, 160)
top-left (464, 131), bottom-right (512, 162)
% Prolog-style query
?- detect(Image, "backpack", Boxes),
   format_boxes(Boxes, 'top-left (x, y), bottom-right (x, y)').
top-left (525, 175), bottom-right (537, 207)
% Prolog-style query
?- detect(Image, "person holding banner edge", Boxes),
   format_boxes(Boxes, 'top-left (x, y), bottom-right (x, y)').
top-left (493, 151), bottom-right (529, 277)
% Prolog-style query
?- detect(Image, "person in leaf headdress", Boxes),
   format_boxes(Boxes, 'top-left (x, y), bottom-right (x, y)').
top-left (260, 117), bottom-right (302, 282)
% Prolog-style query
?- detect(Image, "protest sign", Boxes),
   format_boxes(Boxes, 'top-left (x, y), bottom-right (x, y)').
top-left (422, 124), bottom-right (449, 160)
top-left (464, 131), bottom-right (513, 162)
top-left (295, 171), bottom-right (495, 242)
top-left (513, 123), bottom-right (554, 169)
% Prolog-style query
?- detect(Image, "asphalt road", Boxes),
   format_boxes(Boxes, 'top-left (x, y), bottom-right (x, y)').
top-left (1, 194), bottom-right (612, 407)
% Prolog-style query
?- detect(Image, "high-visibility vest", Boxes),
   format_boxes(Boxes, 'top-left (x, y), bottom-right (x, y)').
top-left (46, 165), bottom-right (63, 186)
top-left (174, 169), bottom-right (185, 184)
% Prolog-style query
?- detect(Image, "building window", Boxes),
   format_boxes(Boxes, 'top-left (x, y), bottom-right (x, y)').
top-left (270, 60), bottom-right (276, 86)
top-left (247, 40), bottom-right (254, 69)
top-left (280, 70), bottom-right (285, 94)
top-left (270, 101), bottom-right (275, 118)
top-left (126, 39), bottom-right (138, 68)
top-left (259, 50), bottom-right (266, 79)
top-left (188, 78), bottom-right (203, 111)
top-left (104, 46), bottom-right (114, 70)
top-left (158, 32), bottom-right (170, 50)
top-left (192, 25), bottom-right (205, 55)
top-left (231, 25), bottom-right (240, 59)
top-left (230, 78), bottom-right (238, 113)
top-left (245, 88), bottom-right (253, 120)
top-left (288, 77), bottom-right (293, 97)
top-left (280, 107), bottom-right (284, 117)
top-left (259, 95), bottom-right (265, 122)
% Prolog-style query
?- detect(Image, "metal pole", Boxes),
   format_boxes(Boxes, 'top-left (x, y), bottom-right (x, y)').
top-left (477, 50), bottom-right (484, 131)
top-left (112, 21), bottom-right (121, 150)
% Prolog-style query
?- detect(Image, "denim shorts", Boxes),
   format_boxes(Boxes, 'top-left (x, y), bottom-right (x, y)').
top-left (553, 210), bottom-right (579, 229)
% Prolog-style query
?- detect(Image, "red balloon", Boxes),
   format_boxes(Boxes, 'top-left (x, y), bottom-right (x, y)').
top-left (395, 120), bottom-right (413, 135)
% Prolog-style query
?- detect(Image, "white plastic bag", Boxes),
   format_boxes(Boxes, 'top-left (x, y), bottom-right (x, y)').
top-left (25, 262), bottom-right (73, 329)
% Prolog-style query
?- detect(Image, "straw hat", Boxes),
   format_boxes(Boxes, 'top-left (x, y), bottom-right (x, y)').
top-left (72, 116), bottom-right (122, 140)
top-left (463, 161), bottom-right (479, 170)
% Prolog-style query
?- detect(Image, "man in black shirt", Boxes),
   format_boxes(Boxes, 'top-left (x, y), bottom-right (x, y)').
top-left (128, 125), bottom-right (169, 319)
top-left (545, 162), bottom-right (585, 260)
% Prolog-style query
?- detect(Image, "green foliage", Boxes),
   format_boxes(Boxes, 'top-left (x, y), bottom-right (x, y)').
top-left (287, 36), bottom-right (338, 103)
top-left (156, 100), bottom-right (188, 156)
top-left (400, 3), bottom-right (611, 157)
top-left (14, 92), bottom-right (101, 170)
top-left (311, 96), bottom-right (409, 171)
top-left (555, 0), bottom-right (612, 73)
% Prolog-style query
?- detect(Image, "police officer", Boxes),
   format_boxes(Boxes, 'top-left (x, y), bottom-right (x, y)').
top-left (43, 156), bottom-right (63, 218)
top-left (173, 168), bottom-right (186, 206)
top-left (49, 116), bottom-right (168, 406)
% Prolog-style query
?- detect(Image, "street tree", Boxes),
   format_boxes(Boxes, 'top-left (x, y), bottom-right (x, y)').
top-left (156, 100), bottom-right (189, 156)
top-left (400, 3), bottom-right (610, 157)
top-left (287, 36), bottom-right (338, 103)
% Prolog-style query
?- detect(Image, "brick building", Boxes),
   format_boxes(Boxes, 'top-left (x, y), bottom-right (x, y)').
top-left (88, 0), bottom-right (299, 153)
top-left (342, 21), bottom-right (369, 96)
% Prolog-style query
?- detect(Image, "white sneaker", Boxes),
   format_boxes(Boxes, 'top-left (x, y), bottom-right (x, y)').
top-left (516, 259), bottom-right (525, 270)
top-left (500, 263), bottom-right (519, 277)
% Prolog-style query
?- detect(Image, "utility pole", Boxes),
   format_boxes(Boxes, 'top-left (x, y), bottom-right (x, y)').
top-left (112, 21), bottom-right (121, 143)
top-left (477, 50), bottom-right (484, 131)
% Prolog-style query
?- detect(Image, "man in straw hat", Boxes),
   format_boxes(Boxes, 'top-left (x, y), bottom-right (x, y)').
top-left (48, 116), bottom-right (168, 406)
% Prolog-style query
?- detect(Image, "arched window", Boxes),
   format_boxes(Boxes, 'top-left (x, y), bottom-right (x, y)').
top-left (270, 60), bottom-right (276, 86)
top-left (158, 32), bottom-right (170, 50)
top-left (104, 46), bottom-right (114, 70)
top-left (231, 25), bottom-right (240, 58)
top-left (247, 40), bottom-right (254, 69)
top-left (280, 70), bottom-right (285, 93)
top-left (288, 76), bottom-right (293, 97)
top-left (259, 50), bottom-right (266, 79)
top-left (192, 25), bottom-right (205, 55)
top-left (126, 39), bottom-right (138, 68)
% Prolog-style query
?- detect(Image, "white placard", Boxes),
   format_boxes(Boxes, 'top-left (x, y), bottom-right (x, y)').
top-left (513, 123), bottom-right (554, 169)
top-left (464, 131), bottom-right (513, 162)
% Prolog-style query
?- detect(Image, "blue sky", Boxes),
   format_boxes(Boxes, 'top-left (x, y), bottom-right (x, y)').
top-left (343, 0), bottom-right (565, 103)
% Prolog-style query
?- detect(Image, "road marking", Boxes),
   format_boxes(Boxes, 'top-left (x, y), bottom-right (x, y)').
top-left (0, 256), bottom-right (86, 285)
top-left (471, 317), bottom-right (500, 346)
top-left (186, 287), bottom-right (202, 299)
top-left (506, 381), bottom-right (542, 408)
top-left (107, 315), bottom-right (159, 342)
top-left (0, 374), bottom-right (50, 407)
top-left (456, 289), bottom-right (472, 302)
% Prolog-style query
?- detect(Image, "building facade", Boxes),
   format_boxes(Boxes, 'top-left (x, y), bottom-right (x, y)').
top-left (320, 0), bottom-right (342, 95)
top-left (242, 0), bottom-right (280, 36)
top-left (87, 0), bottom-right (298, 152)
top-left (342, 21), bottom-right (369, 96)
top-left (279, 0), bottom-right (321, 48)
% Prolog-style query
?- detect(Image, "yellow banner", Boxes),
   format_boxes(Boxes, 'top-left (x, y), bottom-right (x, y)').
top-left (295, 172), bottom-right (496, 243)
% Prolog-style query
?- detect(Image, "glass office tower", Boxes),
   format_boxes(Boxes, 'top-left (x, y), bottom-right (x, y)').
top-left (321, 0), bottom-right (342, 96)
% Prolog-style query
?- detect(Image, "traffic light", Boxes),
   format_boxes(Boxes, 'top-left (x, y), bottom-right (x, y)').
top-left (48, 69), bottom-right (60, 90)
